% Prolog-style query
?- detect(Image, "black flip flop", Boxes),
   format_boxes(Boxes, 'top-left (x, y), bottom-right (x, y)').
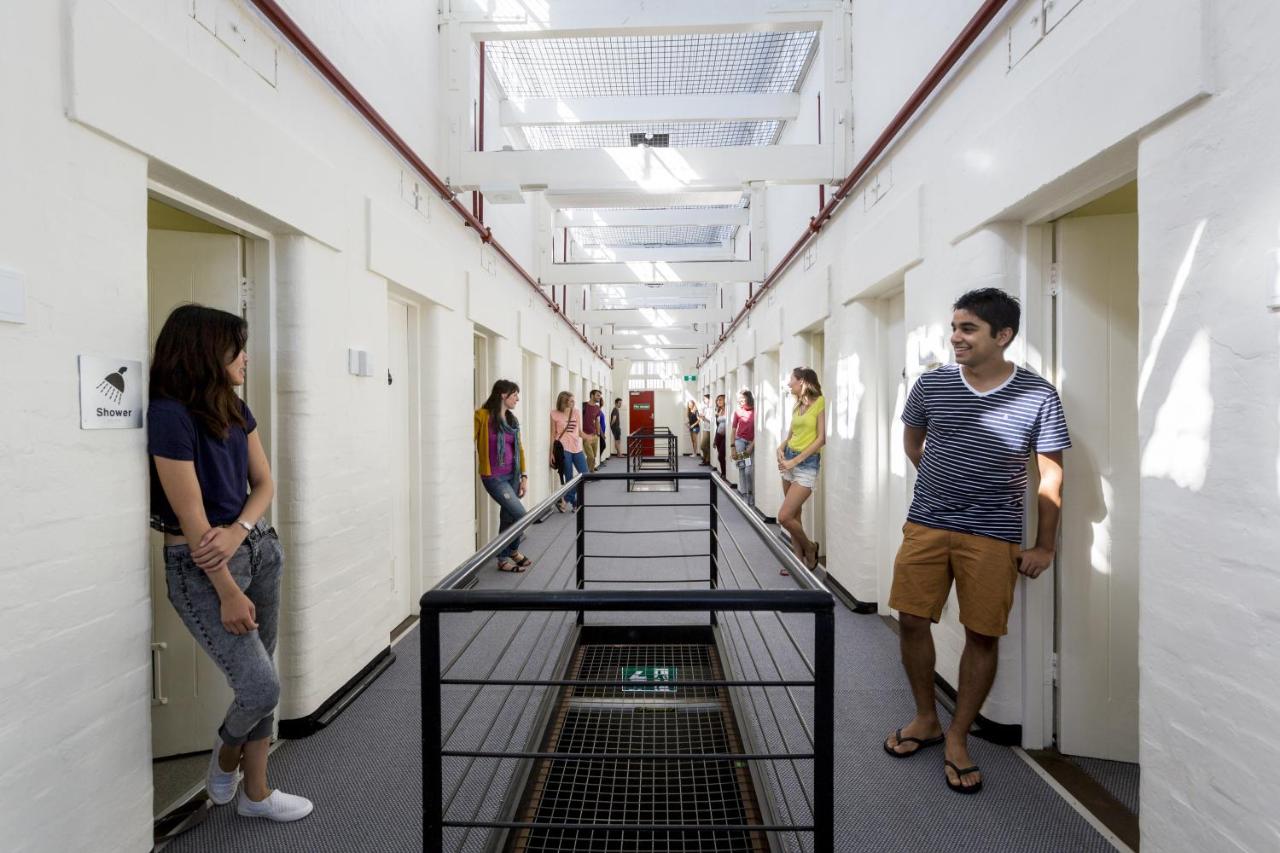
top-left (883, 728), bottom-right (944, 758)
top-left (944, 760), bottom-right (983, 794)
top-left (512, 553), bottom-right (533, 568)
top-left (497, 560), bottom-right (526, 573)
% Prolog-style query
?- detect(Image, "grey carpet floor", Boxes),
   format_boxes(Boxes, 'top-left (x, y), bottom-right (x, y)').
top-left (165, 459), bottom-right (1115, 852)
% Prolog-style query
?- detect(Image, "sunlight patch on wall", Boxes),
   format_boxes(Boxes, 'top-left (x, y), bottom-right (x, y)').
top-left (1090, 477), bottom-right (1114, 577)
top-left (1140, 329), bottom-right (1212, 491)
top-left (890, 381), bottom-right (907, 479)
top-left (835, 353), bottom-right (865, 440)
top-left (1138, 219), bottom-right (1206, 405)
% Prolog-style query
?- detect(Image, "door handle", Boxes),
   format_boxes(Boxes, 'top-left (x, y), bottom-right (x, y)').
top-left (151, 642), bottom-right (169, 706)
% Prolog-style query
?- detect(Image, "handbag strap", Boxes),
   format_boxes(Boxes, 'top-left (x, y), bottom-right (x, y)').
top-left (555, 413), bottom-right (572, 441)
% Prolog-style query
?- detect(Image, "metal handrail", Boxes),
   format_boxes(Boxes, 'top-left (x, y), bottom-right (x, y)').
top-left (420, 469), bottom-right (835, 852)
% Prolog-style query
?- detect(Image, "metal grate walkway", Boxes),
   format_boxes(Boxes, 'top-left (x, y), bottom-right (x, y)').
top-left (511, 641), bottom-right (766, 853)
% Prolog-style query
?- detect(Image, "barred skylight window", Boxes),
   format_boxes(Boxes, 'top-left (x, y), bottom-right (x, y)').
top-left (486, 31), bottom-right (819, 99)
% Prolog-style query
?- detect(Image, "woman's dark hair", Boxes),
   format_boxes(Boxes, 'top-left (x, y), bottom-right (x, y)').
top-left (482, 379), bottom-right (520, 428)
top-left (953, 287), bottom-right (1021, 343)
top-left (149, 304), bottom-right (248, 438)
top-left (715, 394), bottom-right (725, 414)
top-left (791, 367), bottom-right (822, 410)
top-left (739, 389), bottom-right (755, 410)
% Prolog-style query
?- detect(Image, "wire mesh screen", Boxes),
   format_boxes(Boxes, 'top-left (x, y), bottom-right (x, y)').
top-left (572, 225), bottom-right (734, 248)
top-left (487, 31), bottom-right (819, 99)
top-left (522, 121), bottom-right (781, 150)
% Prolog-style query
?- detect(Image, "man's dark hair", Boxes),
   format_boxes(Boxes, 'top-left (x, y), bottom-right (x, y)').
top-left (614, 397), bottom-right (621, 404)
top-left (953, 288), bottom-right (1021, 342)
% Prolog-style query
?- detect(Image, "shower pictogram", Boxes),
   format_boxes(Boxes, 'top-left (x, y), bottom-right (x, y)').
top-left (97, 366), bottom-right (128, 404)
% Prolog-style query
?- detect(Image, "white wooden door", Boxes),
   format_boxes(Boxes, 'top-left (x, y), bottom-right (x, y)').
top-left (387, 300), bottom-right (413, 630)
top-left (878, 291), bottom-right (908, 608)
top-left (147, 229), bottom-right (242, 758)
top-left (1055, 214), bottom-right (1140, 762)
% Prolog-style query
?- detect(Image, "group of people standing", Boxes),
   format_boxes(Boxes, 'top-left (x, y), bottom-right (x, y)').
top-left (144, 286), bottom-right (1064, 826)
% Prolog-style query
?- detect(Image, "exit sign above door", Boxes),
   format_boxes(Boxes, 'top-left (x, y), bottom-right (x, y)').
top-left (683, 374), bottom-right (697, 381)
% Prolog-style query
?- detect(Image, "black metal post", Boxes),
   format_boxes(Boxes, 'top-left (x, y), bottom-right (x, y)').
top-left (576, 479), bottom-right (586, 625)
top-left (813, 606), bottom-right (835, 853)
top-left (421, 609), bottom-right (442, 853)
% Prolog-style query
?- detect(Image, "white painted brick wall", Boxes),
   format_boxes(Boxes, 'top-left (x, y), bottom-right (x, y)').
top-left (1, 2), bottom-right (608, 850)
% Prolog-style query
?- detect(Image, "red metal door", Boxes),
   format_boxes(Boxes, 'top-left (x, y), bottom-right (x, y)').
top-left (629, 390), bottom-right (655, 455)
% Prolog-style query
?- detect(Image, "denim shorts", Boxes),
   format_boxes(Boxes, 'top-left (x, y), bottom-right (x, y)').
top-left (780, 446), bottom-right (820, 489)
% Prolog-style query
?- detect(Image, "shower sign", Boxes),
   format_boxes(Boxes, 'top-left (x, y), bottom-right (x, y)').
top-left (79, 355), bottom-right (143, 429)
top-left (621, 666), bottom-right (677, 694)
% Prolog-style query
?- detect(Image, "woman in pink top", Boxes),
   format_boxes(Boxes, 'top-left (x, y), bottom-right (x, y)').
top-left (550, 390), bottom-right (588, 512)
top-left (731, 390), bottom-right (756, 508)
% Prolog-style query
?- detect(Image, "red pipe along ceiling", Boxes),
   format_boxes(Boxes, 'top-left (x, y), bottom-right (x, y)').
top-left (701, 0), bottom-right (1012, 366)
top-left (245, 0), bottom-right (609, 365)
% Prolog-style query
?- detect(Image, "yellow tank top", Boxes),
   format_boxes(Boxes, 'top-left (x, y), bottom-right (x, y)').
top-left (787, 395), bottom-right (825, 452)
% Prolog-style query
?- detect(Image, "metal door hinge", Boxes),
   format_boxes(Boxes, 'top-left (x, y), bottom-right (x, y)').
top-left (1050, 652), bottom-right (1059, 686)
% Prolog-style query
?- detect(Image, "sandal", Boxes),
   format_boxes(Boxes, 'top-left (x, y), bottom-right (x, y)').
top-left (511, 553), bottom-right (533, 568)
top-left (805, 541), bottom-right (820, 570)
top-left (883, 728), bottom-right (944, 758)
top-left (944, 760), bottom-right (984, 794)
top-left (497, 559), bottom-right (526, 573)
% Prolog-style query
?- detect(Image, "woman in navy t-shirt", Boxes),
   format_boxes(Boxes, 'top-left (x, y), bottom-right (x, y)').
top-left (148, 305), bottom-right (312, 823)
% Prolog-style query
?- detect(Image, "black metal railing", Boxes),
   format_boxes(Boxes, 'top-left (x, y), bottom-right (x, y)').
top-left (625, 427), bottom-right (679, 491)
top-left (420, 470), bottom-right (835, 853)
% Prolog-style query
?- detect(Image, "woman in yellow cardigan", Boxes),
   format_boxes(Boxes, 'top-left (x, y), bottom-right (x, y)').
top-left (474, 379), bottom-right (531, 572)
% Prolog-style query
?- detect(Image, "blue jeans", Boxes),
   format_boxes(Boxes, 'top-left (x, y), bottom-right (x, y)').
top-left (559, 450), bottom-right (589, 507)
top-left (164, 522), bottom-right (282, 746)
top-left (481, 473), bottom-right (526, 560)
top-left (734, 438), bottom-right (755, 506)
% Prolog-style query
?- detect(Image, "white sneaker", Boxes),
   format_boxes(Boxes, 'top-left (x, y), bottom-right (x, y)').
top-left (206, 738), bottom-right (242, 805)
top-left (237, 789), bottom-right (314, 822)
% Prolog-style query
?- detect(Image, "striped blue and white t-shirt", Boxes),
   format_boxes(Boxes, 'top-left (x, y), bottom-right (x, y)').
top-left (903, 363), bottom-right (1070, 543)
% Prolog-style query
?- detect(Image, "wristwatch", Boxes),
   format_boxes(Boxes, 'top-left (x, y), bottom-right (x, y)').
top-left (236, 519), bottom-right (254, 533)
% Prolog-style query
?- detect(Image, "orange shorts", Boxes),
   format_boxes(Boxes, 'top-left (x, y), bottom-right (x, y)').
top-left (887, 522), bottom-right (1021, 637)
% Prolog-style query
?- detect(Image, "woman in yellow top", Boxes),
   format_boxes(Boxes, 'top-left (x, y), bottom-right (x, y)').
top-left (474, 379), bottom-right (531, 572)
top-left (776, 367), bottom-right (825, 574)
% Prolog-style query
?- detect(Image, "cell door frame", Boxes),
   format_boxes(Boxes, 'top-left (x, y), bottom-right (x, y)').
top-left (1016, 221), bottom-right (1058, 750)
top-left (387, 288), bottom-right (424, 620)
top-left (144, 182), bottom-right (278, 770)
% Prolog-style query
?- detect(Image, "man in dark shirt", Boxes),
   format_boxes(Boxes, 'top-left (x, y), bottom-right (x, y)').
top-left (582, 390), bottom-right (603, 472)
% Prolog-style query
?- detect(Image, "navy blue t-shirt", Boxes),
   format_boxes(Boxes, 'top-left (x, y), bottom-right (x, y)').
top-left (148, 397), bottom-right (256, 531)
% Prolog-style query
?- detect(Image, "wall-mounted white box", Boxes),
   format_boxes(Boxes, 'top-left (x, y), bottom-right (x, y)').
top-left (0, 267), bottom-right (26, 324)
top-left (348, 348), bottom-right (374, 377)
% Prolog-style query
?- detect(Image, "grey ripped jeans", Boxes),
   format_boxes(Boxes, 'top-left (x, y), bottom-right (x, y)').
top-left (165, 521), bottom-right (282, 746)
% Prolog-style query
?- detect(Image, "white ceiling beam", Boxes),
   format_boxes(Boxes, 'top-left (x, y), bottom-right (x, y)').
top-left (451, 0), bottom-right (828, 39)
top-left (546, 190), bottom-right (746, 208)
top-left (598, 331), bottom-right (714, 346)
top-left (501, 94), bottom-right (800, 126)
top-left (555, 208), bottom-right (748, 228)
top-left (541, 259), bottom-right (763, 285)
top-left (453, 146), bottom-right (836, 192)
top-left (586, 307), bottom-right (732, 325)
top-left (569, 245), bottom-right (735, 263)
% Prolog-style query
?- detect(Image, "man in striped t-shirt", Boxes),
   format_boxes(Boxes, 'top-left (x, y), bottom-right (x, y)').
top-left (883, 288), bottom-right (1070, 795)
